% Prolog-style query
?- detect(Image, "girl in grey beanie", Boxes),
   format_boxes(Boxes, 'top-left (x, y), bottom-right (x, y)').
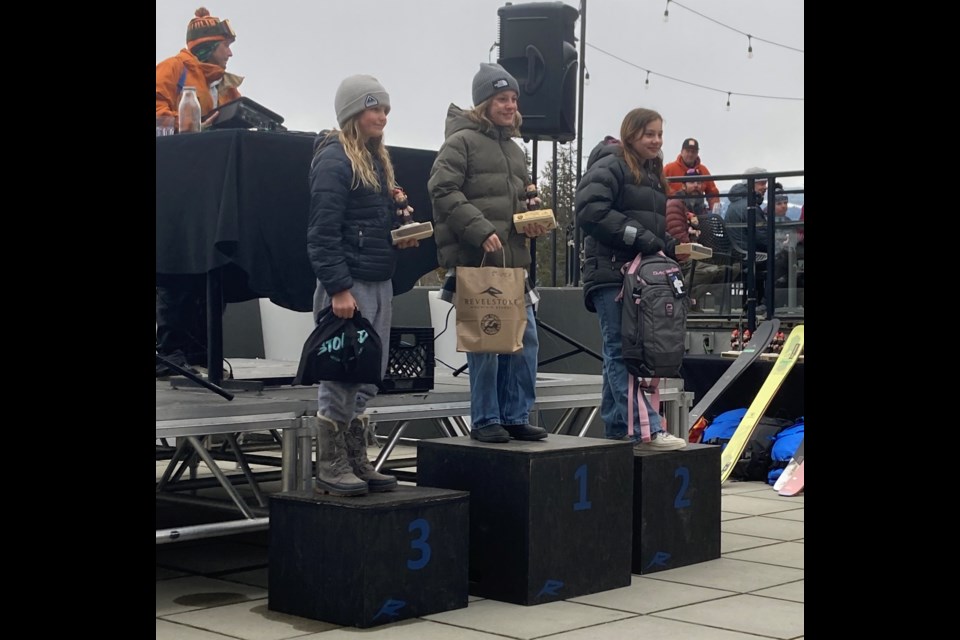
top-left (306, 73), bottom-right (417, 497)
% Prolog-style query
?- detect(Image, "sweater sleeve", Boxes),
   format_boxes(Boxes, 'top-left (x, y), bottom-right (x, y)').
top-left (665, 198), bottom-right (691, 244)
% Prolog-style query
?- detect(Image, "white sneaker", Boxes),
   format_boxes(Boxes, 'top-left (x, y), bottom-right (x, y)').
top-left (635, 431), bottom-right (687, 451)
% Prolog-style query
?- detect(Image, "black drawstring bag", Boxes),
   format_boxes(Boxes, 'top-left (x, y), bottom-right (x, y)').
top-left (293, 307), bottom-right (383, 386)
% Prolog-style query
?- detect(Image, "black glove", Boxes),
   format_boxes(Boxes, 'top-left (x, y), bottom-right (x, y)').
top-left (663, 236), bottom-right (678, 259)
top-left (635, 231), bottom-right (665, 256)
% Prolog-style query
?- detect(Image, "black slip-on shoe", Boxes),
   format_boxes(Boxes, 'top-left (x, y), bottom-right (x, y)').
top-left (504, 424), bottom-right (548, 441)
top-left (470, 424), bottom-right (511, 443)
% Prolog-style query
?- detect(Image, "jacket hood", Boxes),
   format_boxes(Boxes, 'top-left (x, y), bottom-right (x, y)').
top-left (586, 137), bottom-right (621, 169)
top-left (443, 103), bottom-right (514, 140)
top-left (727, 182), bottom-right (749, 202)
top-left (312, 129), bottom-right (338, 154)
top-left (310, 130), bottom-right (340, 170)
top-left (443, 103), bottom-right (482, 138)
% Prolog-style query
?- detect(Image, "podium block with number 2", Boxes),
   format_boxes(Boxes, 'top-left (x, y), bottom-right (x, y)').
top-left (632, 443), bottom-right (721, 574)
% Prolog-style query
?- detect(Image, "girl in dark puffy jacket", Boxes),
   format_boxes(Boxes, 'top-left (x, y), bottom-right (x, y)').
top-left (574, 108), bottom-right (686, 451)
top-left (307, 75), bottom-right (420, 497)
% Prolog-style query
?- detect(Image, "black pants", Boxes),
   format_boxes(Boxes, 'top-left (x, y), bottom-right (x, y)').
top-left (156, 275), bottom-right (211, 366)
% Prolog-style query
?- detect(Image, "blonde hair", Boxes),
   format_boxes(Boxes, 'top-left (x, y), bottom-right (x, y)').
top-left (336, 118), bottom-right (396, 192)
top-left (619, 108), bottom-right (669, 193)
top-left (465, 99), bottom-right (523, 137)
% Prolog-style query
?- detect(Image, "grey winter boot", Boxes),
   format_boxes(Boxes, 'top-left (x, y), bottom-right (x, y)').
top-left (344, 415), bottom-right (398, 492)
top-left (314, 414), bottom-right (368, 496)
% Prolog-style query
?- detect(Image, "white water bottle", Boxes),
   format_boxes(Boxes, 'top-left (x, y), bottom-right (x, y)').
top-left (177, 86), bottom-right (201, 134)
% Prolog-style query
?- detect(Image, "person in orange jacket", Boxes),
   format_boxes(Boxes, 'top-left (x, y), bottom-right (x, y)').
top-left (156, 6), bottom-right (243, 130)
top-left (155, 7), bottom-right (243, 376)
top-left (663, 138), bottom-right (721, 210)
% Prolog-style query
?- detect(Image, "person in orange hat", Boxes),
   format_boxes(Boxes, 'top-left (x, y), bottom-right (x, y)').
top-left (156, 6), bottom-right (244, 129)
top-left (155, 8), bottom-right (244, 377)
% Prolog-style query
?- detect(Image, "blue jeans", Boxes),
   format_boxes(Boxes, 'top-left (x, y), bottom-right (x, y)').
top-left (590, 286), bottom-right (662, 441)
top-left (466, 304), bottom-right (539, 429)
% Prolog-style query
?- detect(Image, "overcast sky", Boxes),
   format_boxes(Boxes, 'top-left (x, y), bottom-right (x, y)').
top-left (157, 0), bottom-right (804, 190)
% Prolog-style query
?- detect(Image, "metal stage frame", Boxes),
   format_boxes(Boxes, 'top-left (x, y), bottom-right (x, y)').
top-left (156, 364), bottom-right (691, 544)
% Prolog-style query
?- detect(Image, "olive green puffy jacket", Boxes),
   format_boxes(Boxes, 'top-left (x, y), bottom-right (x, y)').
top-left (428, 104), bottom-right (532, 269)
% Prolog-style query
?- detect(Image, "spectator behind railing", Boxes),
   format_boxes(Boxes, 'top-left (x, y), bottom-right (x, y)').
top-left (724, 167), bottom-right (770, 249)
top-left (724, 167), bottom-right (771, 309)
top-left (664, 137), bottom-right (721, 210)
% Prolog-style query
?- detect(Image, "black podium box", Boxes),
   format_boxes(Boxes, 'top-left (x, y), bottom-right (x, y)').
top-left (268, 485), bottom-right (469, 628)
top-left (417, 434), bottom-right (633, 605)
top-left (632, 442), bottom-right (721, 574)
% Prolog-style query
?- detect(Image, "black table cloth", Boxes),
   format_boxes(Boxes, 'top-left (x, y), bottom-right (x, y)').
top-left (156, 129), bottom-right (439, 312)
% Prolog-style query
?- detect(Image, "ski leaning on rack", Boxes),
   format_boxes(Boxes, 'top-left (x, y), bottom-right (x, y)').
top-left (719, 325), bottom-right (805, 484)
top-left (688, 319), bottom-right (781, 432)
top-left (774, 438), bottom-right (804, 495)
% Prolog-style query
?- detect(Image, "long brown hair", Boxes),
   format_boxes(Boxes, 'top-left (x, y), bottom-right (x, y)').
top-left (619, 108), bottom-right (668, 192)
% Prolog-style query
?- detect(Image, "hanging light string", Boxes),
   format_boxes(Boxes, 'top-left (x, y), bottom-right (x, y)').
top-left (586, 42), bottom-right (804, 103)
top-left (664, 0), bottom-right (804, 55)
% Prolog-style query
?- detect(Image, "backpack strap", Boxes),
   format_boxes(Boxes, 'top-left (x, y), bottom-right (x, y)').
top-left (615, 253), bottom-right (644, 303)
top-left (627, 375), bottom-right (660, 442)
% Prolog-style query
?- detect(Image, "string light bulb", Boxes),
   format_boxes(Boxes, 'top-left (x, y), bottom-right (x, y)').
top-left (645, 71), bottom-right (650, 90)
top-left (726, 92), bottom-right (731, 111)
top-left (585, 69), bottom-right (590, 86)
top-left (747, 35), bottom-right (753, 59)
top-left (663, 0), bottom-right (670, 22)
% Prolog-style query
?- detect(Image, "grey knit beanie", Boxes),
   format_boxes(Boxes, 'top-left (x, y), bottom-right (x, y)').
top-left (334, 74), bottom-right (390, 127)
top-left (472, 63), bottom-right (520, 106)
top-left (741, 167), bottom-right (767, 184)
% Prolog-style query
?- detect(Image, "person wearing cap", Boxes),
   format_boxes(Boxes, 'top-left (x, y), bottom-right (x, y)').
top-left (156, 6), bottom-right (243, 127)
top-left (155, 6), bottom-right (244, 377)
top-left (428, 62), bottom-right (550, 444)
top-left (664, 138), bottom-right (721, 210)
top-left (307, 74), bottom-right (420, 497)
top-left (574, 108), bottom-right (686, 452)
top-left (769, 184), bottom-right (790, 219)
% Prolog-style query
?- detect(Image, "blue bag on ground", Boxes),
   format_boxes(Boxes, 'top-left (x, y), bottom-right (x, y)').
top-left (767, 419), bottom-right (804, 485)
top-left (702, 408), bottom-right (793, 481)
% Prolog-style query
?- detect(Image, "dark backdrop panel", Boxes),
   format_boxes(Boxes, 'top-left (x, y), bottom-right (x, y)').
top-left (682, 355), bottom-right (804, 422)
top-left (156, 130), bottom-right (438, 312)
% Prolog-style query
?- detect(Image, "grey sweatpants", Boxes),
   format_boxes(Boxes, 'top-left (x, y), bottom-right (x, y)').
top-left (312, 279), bottom-right (393, 424)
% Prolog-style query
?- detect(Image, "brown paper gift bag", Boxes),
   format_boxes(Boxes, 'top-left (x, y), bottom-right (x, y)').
top-left (455, 257), bottom-right (527, 354)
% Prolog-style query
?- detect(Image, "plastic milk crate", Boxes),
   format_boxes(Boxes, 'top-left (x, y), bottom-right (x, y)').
top-left (379, 327), bottom-right (435, 394)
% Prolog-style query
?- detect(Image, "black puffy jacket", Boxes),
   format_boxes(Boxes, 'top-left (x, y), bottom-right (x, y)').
top-left (307, 132), bottom-right (397, 296)
top-left (574, 141), bottom-right (676, 312)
